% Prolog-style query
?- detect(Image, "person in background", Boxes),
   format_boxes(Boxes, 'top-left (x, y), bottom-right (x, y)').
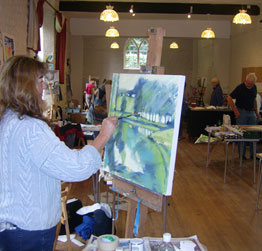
top-left (210, 77), bottom-right (223, 106)
top-left (0, 56), bottom-right (118, 250)
top-left (94, 82), bottom-right (106, 106)
top-left (227, 73), bottom-right (261, 159)
top-left (87, 83), bottom-right (108, 125)
top-left (85, 80), bottom-right (96, 109)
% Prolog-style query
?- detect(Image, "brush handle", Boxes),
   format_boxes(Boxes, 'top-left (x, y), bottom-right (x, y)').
top-left (119, 113), bottom-right (140, 119)
top-left (118, 114), bottom-right (133, 119)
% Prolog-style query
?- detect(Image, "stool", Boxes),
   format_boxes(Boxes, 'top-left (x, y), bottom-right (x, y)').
top-left (256, 153), bottom-right (262, 210)
top-left (224, 138), bottom-right (259, 184)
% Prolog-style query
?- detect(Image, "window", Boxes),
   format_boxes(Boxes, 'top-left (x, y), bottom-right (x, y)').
top-left (124, 38), bottom-right (148, 70)
top-left (37, 26), bottom-right (44, 61)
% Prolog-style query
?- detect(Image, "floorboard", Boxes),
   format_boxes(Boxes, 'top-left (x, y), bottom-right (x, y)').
top-left (55, 133), bottom-right (262, 251)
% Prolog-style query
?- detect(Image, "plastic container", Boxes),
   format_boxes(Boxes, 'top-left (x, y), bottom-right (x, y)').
top-left (158, 233), bottom-right (175, 251)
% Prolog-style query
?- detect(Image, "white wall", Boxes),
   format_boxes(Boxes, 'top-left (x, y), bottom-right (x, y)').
top-left (42, 3), bottom-right (56, 58)
top-left (3, 1), bottom-right (262, 108)
top-left (69, 17), bottom-right (232, 106)
top-left (69, 36), bottom-right (194, 103)
top-left (70, 34), bottom-right (232, 106)
top-left (70, 36), bottom-right (84, 104)
top-left (71, 18), bottom-right (231, 38)
top-left (229, 16), bottom-right (262, 93)
top-left (194, 38), bottom-right (230, 104)
top-left (0, 0), bottom-right (69, 111)
top-left (0, 0), bottom-right (28, 61)
top-left (69, 15), bottom-right (262, 106)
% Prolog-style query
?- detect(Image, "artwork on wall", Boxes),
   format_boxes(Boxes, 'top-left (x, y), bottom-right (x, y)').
top-left (104, 73), bottom-right (186, 195)
top-left (45, 54), bottom-right (54, 70)
top-left (3, 34), bottom-right (14, 61)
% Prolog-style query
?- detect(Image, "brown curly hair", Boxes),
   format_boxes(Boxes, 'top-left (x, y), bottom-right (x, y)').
top-left (0, 56), bottom-right (48, 122)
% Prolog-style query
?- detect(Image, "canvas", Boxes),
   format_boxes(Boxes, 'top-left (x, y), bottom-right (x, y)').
top-left (104, 73), bottom-right (185, 195)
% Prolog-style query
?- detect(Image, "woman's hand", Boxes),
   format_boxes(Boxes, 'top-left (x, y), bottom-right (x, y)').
top-left (99, 116), bottom-right (118, 141)
top-left (92, 116), bottom-right (118, 152)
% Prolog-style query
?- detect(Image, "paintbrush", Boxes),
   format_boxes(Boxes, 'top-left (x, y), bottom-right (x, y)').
top-left (118, 113), bottom-right (139, 119)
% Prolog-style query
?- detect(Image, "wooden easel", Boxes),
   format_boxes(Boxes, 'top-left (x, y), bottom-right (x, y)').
top-left (146, 27), bottom-right (166, 74)
top-left (109, 27), bottom-right (168, 238)
top-left (112, 177), bottom-right (165, 238)
top-left (48, 82), bottom-right (61, 122)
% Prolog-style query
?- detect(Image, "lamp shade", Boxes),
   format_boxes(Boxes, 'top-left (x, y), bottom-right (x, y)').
top-left (170, 42), bottom-right (179, 49)
top-left (100, 5), bottom-right (119, 22)
top-left (233, 10), bottom-right (252, 24)
top-left (105, 27), bottom-right (119, 37)
top-left (110, 42), bottom-right (119, 49)
top-left (201, 28), bottom-right (215, 39)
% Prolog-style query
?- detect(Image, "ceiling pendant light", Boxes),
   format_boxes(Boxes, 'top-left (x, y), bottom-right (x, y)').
top-left (105, 27), bottom-right (119, 37)
top-left (201, 28), bottom-right (215, 39)
top-left (100, 5), bottom-right (119, 22)
top-left (187, 6), bottom-right (193, 19)
top-left (129, 5), bottom-right (136, 16)
top-left (170, 42), bottom-right (179, 49)
top-left (233, 9), bottom-right (252, 24)
top-left (110, 42), bottom-right (119, 49)
top-left (129, 5), bottom-right (134, 14)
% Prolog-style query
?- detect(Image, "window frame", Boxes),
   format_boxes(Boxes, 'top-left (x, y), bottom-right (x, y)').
top-left (123, 37), bottom-right (149, 70)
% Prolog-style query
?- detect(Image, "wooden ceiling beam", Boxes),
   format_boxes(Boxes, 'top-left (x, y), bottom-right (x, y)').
top-left (59, 1), bottom-right (260, 16)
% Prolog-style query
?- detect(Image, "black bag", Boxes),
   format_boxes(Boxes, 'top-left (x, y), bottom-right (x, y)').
top-left (92, 209), bottom-right (112, 236)
top-left (59, 199), bottom-right (83, 235)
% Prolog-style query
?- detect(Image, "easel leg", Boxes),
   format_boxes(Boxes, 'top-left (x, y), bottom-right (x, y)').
top-left (206, 132), bottom-right (211, 169)
top-left (112, 189), bottom-right (115, 234)
top-left (92, 175), bottom-right (96, 202)
top-left (253, 142), bottom-right (257, 184)
top-left (163, 195), bottom-right (166, 234)
top-left (240, 142), bottom-right (244, 174)
top-left (125, 199), bottom-right (148, 238)
top-left (224, 141), bottom-right (229, 184)
top-left (231, 142), bottom-right (235, 169)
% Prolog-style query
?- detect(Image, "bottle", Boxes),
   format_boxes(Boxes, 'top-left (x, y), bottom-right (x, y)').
top-left (158, 233), bottom-right (174, 251)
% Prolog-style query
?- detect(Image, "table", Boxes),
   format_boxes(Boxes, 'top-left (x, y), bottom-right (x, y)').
top-left (224, 138), bottom-right (259, 184)
top-left (84, 235), bottom-right (207, 251)
top-left (70, 112), bottom-right (87, 124)
top-left (187, 107), bottom-right (235, 139)
top-left (206, 126), bottom-right (259, 184)
top-left (80, 123), bottom-right (101, 132)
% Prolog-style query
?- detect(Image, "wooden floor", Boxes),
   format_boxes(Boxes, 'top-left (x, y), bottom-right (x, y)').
top-left (55, 133), bottom-right (262, 251)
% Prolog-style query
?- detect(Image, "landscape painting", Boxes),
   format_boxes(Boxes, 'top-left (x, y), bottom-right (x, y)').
top-left (104, 73), bottom-right (185, 195)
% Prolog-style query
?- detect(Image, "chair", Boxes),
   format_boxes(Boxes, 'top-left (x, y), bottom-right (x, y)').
top-left (71, 113), bottom-right (86, 124)
top-left (256, 153), bottom-right (262, 210)
top-left (54, 124), bottom-right (86, 149)
top-left (53, 182), bottom-right (72, 251)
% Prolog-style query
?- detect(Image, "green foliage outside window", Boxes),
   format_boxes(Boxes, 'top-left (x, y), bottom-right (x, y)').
top-left (124, 38), bottom-right (148, 69)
